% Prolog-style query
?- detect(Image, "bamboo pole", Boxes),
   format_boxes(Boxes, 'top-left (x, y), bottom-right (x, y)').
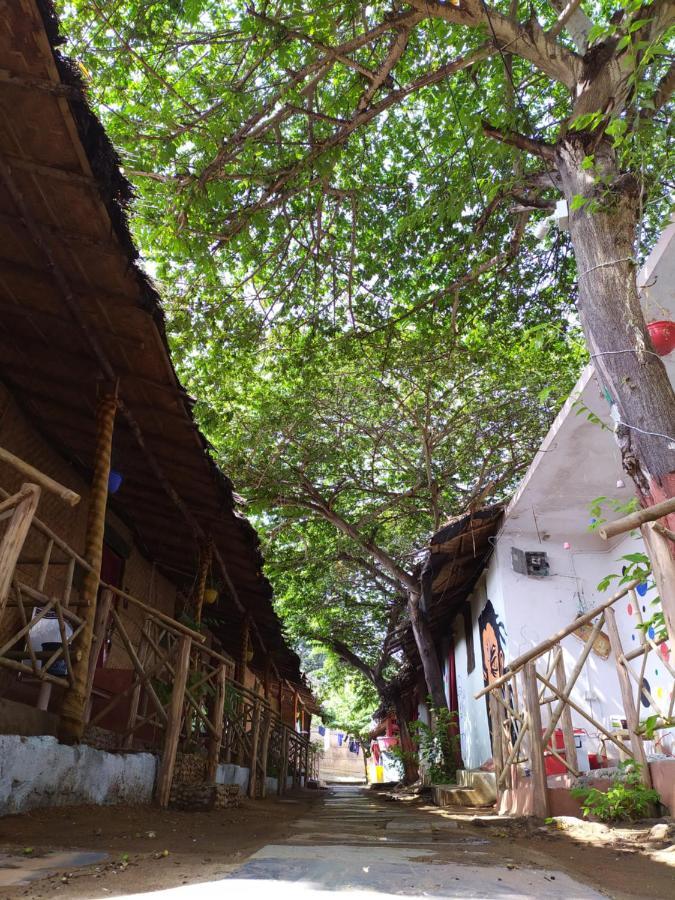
top-left (207, 664), bottom-right (227, 782)
top-left (193, 539), bottom-right (212, 628)
top-left (541, 615), bottom-right (605, 746)
top-left (0, 484), bottom-right (40, 616)
top-left (59, 392), bottom-right (117, 743)
top-left (247, 699), bottom-right (262, 798)
top-left (536, 671), bottom-right (633, 759)
top-left (85, 588), bottom-right (113, 718)
top-left (554, 653), bottom-right (579, 774)
top-left (598, 496), bottom-right (675, 541)
top-left (258, 708), bottom-right (272, 797)
top-left (522, 662), bottom-right (549, 818)
top-left (0, 447), bottom-right (80, 506)
top-left (489, 693), bottom-right (505, 785)
top-left (278, 727), bottom-right (289, 796)
top-left (475, 581), bottom-right (639, 699)
top-left (156, 634), bottom-right (191, 807)
top-left (605, 608), bottom-right (652, 785)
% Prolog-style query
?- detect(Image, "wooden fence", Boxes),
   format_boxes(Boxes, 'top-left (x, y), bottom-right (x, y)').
top-left (0, 453), bottom-right (314, 806)
top-left (476, 580), bottom-right (674, 817)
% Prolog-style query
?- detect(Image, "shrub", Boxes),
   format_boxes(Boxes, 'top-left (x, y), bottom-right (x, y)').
top-left (571, 761), bottom-right (660, 822)
top-left (409, 705), bottom-right (461, 784)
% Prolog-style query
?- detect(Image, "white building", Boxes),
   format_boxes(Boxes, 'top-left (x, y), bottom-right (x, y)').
top-left (440, 221), bottom-right (675, 804)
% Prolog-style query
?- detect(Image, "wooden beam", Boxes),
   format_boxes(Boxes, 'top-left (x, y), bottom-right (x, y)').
top-left (0, 446), bottom-right (80, 505)
top-left (0, 484), bottom-right (40, 616)
top-left (522, 662), bottom-right (550, 818)
top-left (156, 634), bottom-right (191, 807)
top-left (0, 68), bottom-right (82, 98)
top-left (2, 152), bottom-right (97, 188)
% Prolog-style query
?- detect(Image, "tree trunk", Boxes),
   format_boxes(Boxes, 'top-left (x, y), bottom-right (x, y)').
top-left (556, 136), bottom-right (675, 509)
top-left (391, 688), bottom-right (419, 784)
top-left (407, 589), bottom-right (448, 711)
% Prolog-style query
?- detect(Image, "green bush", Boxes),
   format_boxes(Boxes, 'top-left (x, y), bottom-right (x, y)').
top-left (409, 705), bottom-right (461, 784)
top-left (571, 761), bottom-right (660, 822)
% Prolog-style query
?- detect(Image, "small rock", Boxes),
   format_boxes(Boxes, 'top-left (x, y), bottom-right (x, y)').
top-left (649, 823), bottom-right (670, 841)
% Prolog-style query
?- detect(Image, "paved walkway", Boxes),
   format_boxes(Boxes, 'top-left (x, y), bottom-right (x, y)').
top-left (120, 785), bottom-right (604, 899)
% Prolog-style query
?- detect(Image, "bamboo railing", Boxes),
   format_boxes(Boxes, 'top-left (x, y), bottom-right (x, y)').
top-left (477, 580), bottom-right (674, 817)
top-left (0, 456), bottom-right (313, 806)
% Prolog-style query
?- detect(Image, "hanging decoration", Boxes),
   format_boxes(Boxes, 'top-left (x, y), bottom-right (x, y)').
top-left (647, 320), bottom-right (675, 356)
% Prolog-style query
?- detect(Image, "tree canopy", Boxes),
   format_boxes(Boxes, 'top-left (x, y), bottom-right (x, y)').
top-left (58, 0), bottom-right (675, 712)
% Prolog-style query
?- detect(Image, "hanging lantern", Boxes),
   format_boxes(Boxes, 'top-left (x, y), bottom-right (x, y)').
top-left (203, 587), bottom-right (219, 605)
top-left (108, 469), bottom-right (123, 494)
top-left (647, 320), bottom-right (675, 357)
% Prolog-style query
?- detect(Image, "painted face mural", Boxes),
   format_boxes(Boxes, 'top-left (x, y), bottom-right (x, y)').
top-left (478, 599), bottom-right (506, 687)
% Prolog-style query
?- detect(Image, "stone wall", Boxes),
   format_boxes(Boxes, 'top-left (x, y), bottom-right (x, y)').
top-left (0, 735), bottom-right (157, 816)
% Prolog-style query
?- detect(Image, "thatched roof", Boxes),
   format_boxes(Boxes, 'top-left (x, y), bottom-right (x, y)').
top-left (0, 0), bottom-right (308, 687)
top-left (393, 505), bottom-right (504, 662)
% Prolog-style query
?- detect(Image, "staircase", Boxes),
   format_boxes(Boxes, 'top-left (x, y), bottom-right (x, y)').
top-left (431, 769), bottom-right (497, 808)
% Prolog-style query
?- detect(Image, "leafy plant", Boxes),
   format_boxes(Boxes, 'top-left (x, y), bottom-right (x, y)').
top-left (571, 761), bottom-right (660, 822)
top-left (409, 704), bottom-right (461, 784)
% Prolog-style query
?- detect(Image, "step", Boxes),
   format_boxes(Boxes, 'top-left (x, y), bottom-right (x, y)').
top-left (431, 779), bottom-right (495, 809)
top-left (456, 769), bottom-right (497, 803)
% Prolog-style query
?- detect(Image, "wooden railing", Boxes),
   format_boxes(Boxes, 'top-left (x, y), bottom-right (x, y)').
top-left (0, 450), bottom-right (313, 805)
top-left (477, 580), bottom-right (674, 817)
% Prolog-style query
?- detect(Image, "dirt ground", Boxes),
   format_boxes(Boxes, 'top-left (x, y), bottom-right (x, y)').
top-left (0, 792), bottom-right (317, 898)
top-left (0, 789), bottom-right (673, 899)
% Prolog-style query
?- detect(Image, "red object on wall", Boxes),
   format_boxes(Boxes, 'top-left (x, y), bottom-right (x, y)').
top-left (647, 320), bottom-right (675, 356)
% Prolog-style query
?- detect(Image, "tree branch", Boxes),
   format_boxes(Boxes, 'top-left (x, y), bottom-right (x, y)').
top-left (409, 0), bottom-right (581, 87)
top-left (482, 121), bottom-right (556, 161)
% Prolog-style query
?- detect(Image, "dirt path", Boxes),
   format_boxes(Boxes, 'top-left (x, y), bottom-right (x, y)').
top-left (0, 786), bottom-right (673, 898)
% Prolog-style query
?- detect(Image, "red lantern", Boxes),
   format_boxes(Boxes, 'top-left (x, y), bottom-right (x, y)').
top-left (647, 320), bottom-right (675, 356)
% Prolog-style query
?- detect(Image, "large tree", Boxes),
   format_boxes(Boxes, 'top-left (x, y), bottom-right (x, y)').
top-left (169, 315), bottom-right (582, 709)
top-left (63, 0), bottom-right (674, 513)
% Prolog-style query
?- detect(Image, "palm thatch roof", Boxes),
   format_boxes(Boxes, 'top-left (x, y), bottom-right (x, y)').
top-left (0, 0), bottom-right (310, 690)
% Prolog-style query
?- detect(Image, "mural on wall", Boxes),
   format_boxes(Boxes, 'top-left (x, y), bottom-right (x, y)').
top-left (479, 599), bottom-right (519, 747)
top-left (478, 598), bottom-right (507, 688)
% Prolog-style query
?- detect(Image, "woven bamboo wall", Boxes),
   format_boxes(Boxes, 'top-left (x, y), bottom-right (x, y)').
top-left (0, 381), bottom-right (179, 669)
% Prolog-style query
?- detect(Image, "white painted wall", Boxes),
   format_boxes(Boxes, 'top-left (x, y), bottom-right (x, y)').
top-left (451, 575), bottom-right (492, 769)
top-left (0, 735), bottom-right (156, 816)
top-left (215, 763), bottom-right (250, 792)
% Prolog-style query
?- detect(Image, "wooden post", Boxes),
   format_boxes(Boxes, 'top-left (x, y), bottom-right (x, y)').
top-left (193, 539), bottom-right (212, 628)
top-left (156, 634), bottom-right (191, 807)
top-left (488, 692), bottom-right (505, 782)
top-left (207, 664), bottom-right (227, 781)
top-left (554, 653), bottom-right (579, 773)
top-left (59, 392), bottom-right (117, 742)
top-left (278, 727), bottom-right (289, 795)
top-left (263, 658), bottom-right (272, 700)
top-left (292, 737), bottom-right (300, 789)
top-left (0, 484), bottom-right (40, 616)
top-left (293, 688), bottom-right (299, 730)
top-left (641, 524), bottom-right (675, 647)
top-left (236, 615), bottom-right (250, 685)
top-left (605, 607), bottom-right (652, 785)
top-left (84, 588), bottom-right (113, 720)
top-left (303, 736), bottom-right (310, 786)
top-left (247, 698), bottom-right (262, 798)
top-left (258, 708), bottom-right (272, 798)
top-left (522, 662), bottom-right (550, 818)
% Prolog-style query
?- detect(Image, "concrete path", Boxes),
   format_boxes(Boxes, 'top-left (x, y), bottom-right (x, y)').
top-left (116, 785), bottom-right (605, 899)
